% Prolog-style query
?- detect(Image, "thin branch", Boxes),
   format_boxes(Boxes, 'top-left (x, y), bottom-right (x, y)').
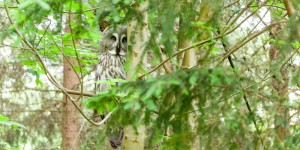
top-left (239, 8), bottom-right (270, 44)
top-left (68, 0), bottom-right (84, 101)
top-left (0, 6), bottom-right (18, 9)
top-left (139, 18), bottom-right (273, 78)
top-left (226, 0), bottom-right (269, 38)
top-left (219, 27), bottom-right (266, 147)
top-left (35, 19), bottom-right (51, 49)
top-left (139, 40), bottom-right (214, 78)
top-left (265, 5), bottom-right (286, 10)
top-left (197, 41), bottom-right (215, 64)
top-left (224, 0), bottom-right (255, 33)
top-left (158, 46), bottom-right (173, 74)
top-left (38, 18), bottom-right (92, 99)
top-left (172, 75), bottom-right (273, 118)
top-left (253, 10), bottom-right (269, 27)
top-left (287, 110), bottom-right (300, 122)
top-left (139, 1), bottom-right (273, 78)
top-left (239, 39), bottom-right (271, 78)
top-left (217, 20), bottom-right (285, 66)
top-left (4, 4), bottom-right (67, 98)
top-left (0, 44), bottom-right (27, 50)
top-left (65, 89), bottom-right (94, 97)
top-left (6, 87), bottom-right (95, 97)
top-left (224, 0), bottom-right (239, 9)
top-left (138, 35), bottom-right (225, 78)
top-left (72, 121), bottom-right (86, 150)
top-left (62, 7), bottom-right (99, 14)
top-left (281, 47), bottom-right (300, 69)
top-left (4, 4), bottom-right (105, 126)
top-left (46, 32), bottom-right (81, 88)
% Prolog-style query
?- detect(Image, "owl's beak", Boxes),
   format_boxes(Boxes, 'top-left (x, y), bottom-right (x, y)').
top-left (116, 44), bottom-right (121, 55)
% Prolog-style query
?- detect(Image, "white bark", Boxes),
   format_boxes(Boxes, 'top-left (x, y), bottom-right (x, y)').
top-left (122, 1), bottom-right (149, 150)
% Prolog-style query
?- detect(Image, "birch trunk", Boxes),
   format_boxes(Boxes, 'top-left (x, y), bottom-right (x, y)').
top-left (122, 2), bottom-right (149, 150)
top-left (178, 1), bottom-right (220, 149)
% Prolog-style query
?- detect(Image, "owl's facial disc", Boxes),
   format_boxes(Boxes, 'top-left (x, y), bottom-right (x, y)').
top-left (107, 33), bottom-right (126, 56)
top-left (118, 51), bottom-right (126, 56)
top-left (108, 48), bottom-right (126, 56)
top-left (108, 49), bottom-right (126, 56)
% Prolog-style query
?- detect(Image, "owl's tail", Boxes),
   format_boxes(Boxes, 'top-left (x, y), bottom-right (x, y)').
top-left (109, 128), bottom-right (124, 149)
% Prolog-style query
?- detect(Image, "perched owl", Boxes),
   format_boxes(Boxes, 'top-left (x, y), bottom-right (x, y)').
top-left (95, 25), bottom-right (127, 149)
top-left (96, 25), bottom-right (127, 92)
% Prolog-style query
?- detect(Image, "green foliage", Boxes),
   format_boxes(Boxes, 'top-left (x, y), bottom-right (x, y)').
top-left (0, 115), bottom-right (24, 150)
top-left (268, 1), bottom-right (286, 20)
top-left (1, 0), bottom-right (300, 149)
top-left (85, 68), bottom-right (241, 148)
top-left (0, 115), bottom-right (25, 129)
top-left (2, 0), bottom-right (100, 77)
top-left (1, 0), bottom-right (100, 149)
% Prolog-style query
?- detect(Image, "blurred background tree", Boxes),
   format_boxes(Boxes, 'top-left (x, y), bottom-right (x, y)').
top-left (0, 0), bottom-right (299, 149)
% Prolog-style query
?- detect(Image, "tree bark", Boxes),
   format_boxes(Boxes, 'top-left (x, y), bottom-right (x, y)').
top-left (283, 0), bottom-right (295, 17)
top-left (61, 20), bottom-right (81, 150)
top-left (179, 40), bottom-right (199, 150)
top-left (122, 2), bottom-right (149, 150)
top-left (177, 1), bottom-right (220, 149)
top-left (269, 13), bottom-right (290, 143)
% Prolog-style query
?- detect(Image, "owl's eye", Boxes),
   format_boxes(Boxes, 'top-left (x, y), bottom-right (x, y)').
top-left (111, 36), bottom-right (116, 41)
top-left (122, 37), bottom-right (127, 43)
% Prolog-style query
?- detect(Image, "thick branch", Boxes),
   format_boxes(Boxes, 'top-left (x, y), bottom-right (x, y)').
top-left (283, 0), bottom-right (295, 17)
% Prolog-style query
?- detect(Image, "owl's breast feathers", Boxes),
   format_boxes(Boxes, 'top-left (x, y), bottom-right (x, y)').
top-left (96, 53), bottom-right (126, 80)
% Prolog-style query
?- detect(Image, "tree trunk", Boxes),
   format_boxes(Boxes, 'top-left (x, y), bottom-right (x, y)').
top-left (61, 20), bottom-right (81, 150)
top-left (177, 1), bottom-right (220, 149)
top-left (269, 13), bottom-right (290, 143)
top-left (180, 40), bottom-right (199, 150)
top-left (270, 0), bottom-right (299, 143)
top-left (122, 2), bottom-right (149, 150)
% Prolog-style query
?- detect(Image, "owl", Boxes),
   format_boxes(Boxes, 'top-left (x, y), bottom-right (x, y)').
top-left (96, 25), bottom-right (127, 92)
top-left (95, 25), bottom-right (127, 149)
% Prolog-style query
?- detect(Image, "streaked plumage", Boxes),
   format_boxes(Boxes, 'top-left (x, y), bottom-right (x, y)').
top-left (96, 25), bottom-right (127, 92)
top-left (95, 25), bottom-right (127, 149)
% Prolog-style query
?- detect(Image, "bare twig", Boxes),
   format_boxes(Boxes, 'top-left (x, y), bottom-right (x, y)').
top-left (62, 7), bottom-right (99, 14)
top-left (172, 74), bottom-right (273, 119)
top-left (4, 4), bottom-right (107, 126)
top-left (226, 0), bottom-right (269, 39)
top-left (67, 0), bottom-right (84, 101)
top-left (217, 20), bottom-right (285, 66)
top-left (239, 8), bottom-right (270, 44)
top-left (224, 0), bottom-right (255, 33)
top-left (0, 44), bottom-right (27, 50)
top-left (72, 121), bottom-right (86, 150)
top-left (281, 47), bottom-right (300, 69)
top-left (139, 1), bottom-right (274, 78)
top-left (35, 19), bottom-right (52, 48)
top-left (218, 27), bottom-right (266, 147)
top-left (0, 6), bottom-right (18, 9)
top-left (224, 0), bottom-right (239, 9)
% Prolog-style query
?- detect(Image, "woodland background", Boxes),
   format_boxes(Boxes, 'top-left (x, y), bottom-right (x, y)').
top-left (0, 0), bottom-right (300, 149)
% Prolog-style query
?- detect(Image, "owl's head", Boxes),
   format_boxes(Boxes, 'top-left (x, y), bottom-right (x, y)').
top-left (100, 25), bottom-right (127, 56)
